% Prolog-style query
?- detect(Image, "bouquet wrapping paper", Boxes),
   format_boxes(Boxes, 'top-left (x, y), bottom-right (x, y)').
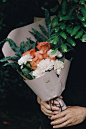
top-left (2, 17), bottom-right (70, 112)
top-left (24, 59), bottom-right (70, 101)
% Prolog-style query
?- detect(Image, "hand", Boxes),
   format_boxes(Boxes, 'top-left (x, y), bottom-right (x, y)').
top-left (37, 96), bottom-right (60, 117)
top-left (51, 106), bottom-right (86, 128)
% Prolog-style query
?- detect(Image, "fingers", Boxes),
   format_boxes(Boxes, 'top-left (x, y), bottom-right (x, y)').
top-left (51, 114), bottom-right (69, 125)
top-left (51, 110), bottom-right (67, 120)
top-left (49, 100), bottom-right (59, 105)
top-left (52, 118), bottom-right (73, 128)
top-left (40, 100), bottom-right (60, 116)
top-left (41, 100), bottom-right (59, 111)
top-left (59, 96), bottom-right (63, 99)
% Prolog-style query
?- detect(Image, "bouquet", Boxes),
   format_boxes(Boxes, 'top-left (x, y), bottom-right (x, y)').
top-left (0, 8), bottom-right (71, 115)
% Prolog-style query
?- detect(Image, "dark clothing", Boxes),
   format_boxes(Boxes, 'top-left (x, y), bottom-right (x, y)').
top-left (40, 40), bottom-right (86, 129)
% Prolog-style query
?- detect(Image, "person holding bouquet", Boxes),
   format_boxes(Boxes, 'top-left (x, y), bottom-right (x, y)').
top-left (37, 40), bottom-right (86, 129)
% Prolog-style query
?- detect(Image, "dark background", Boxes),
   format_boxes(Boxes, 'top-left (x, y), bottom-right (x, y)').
top-left (0, 0), bottom-right (57, 128)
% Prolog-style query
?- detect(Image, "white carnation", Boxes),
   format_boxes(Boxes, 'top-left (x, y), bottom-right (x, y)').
top-left (18, 54), bottom-right (32, 66)
top-left (33, 69), bottom-right (45, 78)
top-left (47, 49), bottom-right (62, 58)
top-left (54, 59), bottom-right (64, 75)
top-left (37, 59), bottom-right (54, 72)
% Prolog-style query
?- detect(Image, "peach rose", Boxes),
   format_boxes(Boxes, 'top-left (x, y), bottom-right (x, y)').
top-left (47, 57), bottom-right (56, 61)
top-left (29, 57), bottom-right (40, 70)
top-left (36, 41), bottom-right (51, 53)
top-left (34, 50), bottom-right (47, 60)
top-left (22, 48), bottom-right (36, 58)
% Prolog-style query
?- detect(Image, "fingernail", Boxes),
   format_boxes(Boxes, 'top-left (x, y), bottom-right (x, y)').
top-left (54, 111), bottom-right (59, 114)
top-left (56, 107), bottom-right (59, 110)
top-left (53, 126), bottom-right (56, 128)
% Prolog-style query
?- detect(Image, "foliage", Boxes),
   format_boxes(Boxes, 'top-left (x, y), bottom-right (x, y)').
top-left (49, 0), bottom-right (86, 53)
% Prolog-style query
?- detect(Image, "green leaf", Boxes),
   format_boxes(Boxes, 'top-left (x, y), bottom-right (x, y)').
top-left (80, 0), bottom-right (85, 5)
top-left (73, 0), bottom-right (78, 3)
top-left (49, 39), bottom-right (55, 44)
top-left (62, 0), bottom-right (67, 15)
top-left (6, 38), bottom-right (20, 52)
top-left (66, 27), bottom-right (72, 34)
top-left (58, 12), bottom-right (63, 21)
top-left (21, 68), bottom-right (32, 79)
top-left (24, 38), bottom-right (30, 53)
top-left (51, 48), bottom-right (58, 55)
top-left (61, 44), bottom-right (68, 52)
top-left (29, 31), bottom-right (42, 42)
top-left (29, 71), bottom-right (35, 79)
top-left (0, 38), bottom-right (6, 45)
top-left (80, 5), bottom-right (86, 18)
top-left (52, 16), bottom-right (58, 26)
top-left (26, 62), bottom-right (30, 68)
top-left (29, 39), bottom-right (36, 44)
top-left (65, 43), bottom-right (74, 51)
top-left (69, 57), bottom-right (74, 62)
top-left (75, 30), bottom-right (83, 39)
top-left (41, 7), bottom-right (51, 38)
top-left (2, 0), bottom-right (6, 2)
top-left (53, 37), bottom-right (59, 44)
top-left (15, 52), bottom-right (22, 57)
top-left (50, 5), bottom-right (59, 12)
top-left (71, 26), bottom-right (80, 36)
top-left (31, 42), bottom-right (37, 49)
top-left (39, 24), bottom-right (49, 38)
top-left (0, 56), bottom-right (19, 62)
top-left (82, 21), bottom-right (86, 27)
top-left (20, 42), bottom-right (24, 53)
top-left (32, 28), bottom-right (47, 41)
top-left (67, 5), bottom-right (76, 16)
top-left (59, 59), bottom-right (64, 62)
top-left (51, 32), bottom-right (59, 37)
top-left (77, 15), bottom-right (85, 21)
top-left (3, 62), bottom-right (19, 70)
top-left (60, 23), bottom-right (66, 30)
top-left (82, 34), bottom-right (86, 41)
top-left (60, 32), bottom-right (67, 39)
top-left (50, 26), bottom-right (59, 34)
top-left (62, 16), bottom-right (70, 20)
top-left (67, 37), bottom-right (76, 46)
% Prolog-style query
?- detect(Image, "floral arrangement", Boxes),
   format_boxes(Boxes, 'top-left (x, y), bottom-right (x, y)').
top-left (18, 41), bottom-right (64, 79)
top-left (0, 7), bottom-right (71, 113)
top-left (0, 39), bottom-right (64, 80)
top-left (0, 8), bottom-right (66, 80)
